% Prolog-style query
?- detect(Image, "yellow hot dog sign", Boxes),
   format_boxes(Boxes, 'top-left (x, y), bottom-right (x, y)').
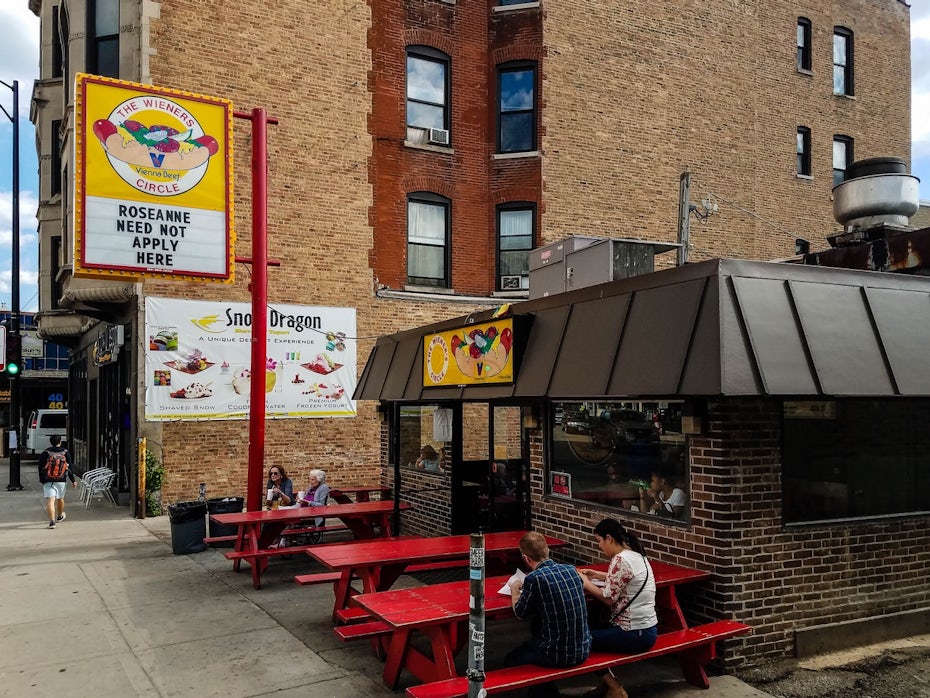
top-left (74, 73), bottom-right (234, 282)
top-left (423, 319), bottom-right (514, 387)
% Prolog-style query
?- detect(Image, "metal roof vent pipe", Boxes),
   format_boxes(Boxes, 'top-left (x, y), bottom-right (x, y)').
top-left (829, 156), bottom-right (920, 248)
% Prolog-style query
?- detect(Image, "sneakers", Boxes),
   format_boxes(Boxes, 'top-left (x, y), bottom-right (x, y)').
top-left (56, 512), bottom-right (66, 522)
top-left (48, 520), bottom-right (56, 529)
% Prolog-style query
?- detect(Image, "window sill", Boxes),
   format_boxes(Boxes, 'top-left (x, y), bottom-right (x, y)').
top-left (832, 92), bottom-right (856, 100)
top-left (493, 1), bottom-right (540, 12)
top-left (796, 67), bottom-right (813, 77)
top-left (492, 290), bottom-right (529, 299)
top-left (796, 174), bottom-right (813, 181)
top-left (404, 140), bottom-right (454, 155)
top-left (404, 284), bottom-right (455, 294)
top-left (492, 150), bottom-right (540, 161)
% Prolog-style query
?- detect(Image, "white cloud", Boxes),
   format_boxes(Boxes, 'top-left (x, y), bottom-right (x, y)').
top-left (0, 6), bottom-right (39, 119)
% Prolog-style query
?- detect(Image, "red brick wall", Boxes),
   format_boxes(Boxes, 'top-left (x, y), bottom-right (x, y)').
top-left (368, 0), bottom-right (544, 294)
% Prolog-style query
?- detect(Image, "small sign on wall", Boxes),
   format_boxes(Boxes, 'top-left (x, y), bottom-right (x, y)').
top-left (550, 471), bottom-right (572, 499)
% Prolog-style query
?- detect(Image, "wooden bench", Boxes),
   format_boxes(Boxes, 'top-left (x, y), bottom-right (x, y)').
top-left (405, 619), bottom-right (751, 697)
top-left (294, 571), bottom-right (343, 586)
top-left (224, 543), bottom-right (319, 563)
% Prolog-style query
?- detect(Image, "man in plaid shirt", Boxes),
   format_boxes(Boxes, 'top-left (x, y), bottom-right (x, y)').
top-left (508, 531), bottom-right (592, 697)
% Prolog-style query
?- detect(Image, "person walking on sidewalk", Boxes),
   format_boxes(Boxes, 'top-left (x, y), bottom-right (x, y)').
top-left (39, 435), bottom-right (76, 529)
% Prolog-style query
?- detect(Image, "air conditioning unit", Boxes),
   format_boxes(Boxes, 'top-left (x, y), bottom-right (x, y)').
top-left (500, 275), bottom-right (523, 290)
top-left (428, 128), bottom-right (450, 146)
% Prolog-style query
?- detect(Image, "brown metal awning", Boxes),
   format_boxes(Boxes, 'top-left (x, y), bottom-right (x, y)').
top-left (355, 258), bottom-right (930, 401)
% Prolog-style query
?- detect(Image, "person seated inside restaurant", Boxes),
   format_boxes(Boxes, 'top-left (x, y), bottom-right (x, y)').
top-left (414, 444), bottom-right (444, 472)
top-left (491, 461), bottom-right (514, 496)
top-left (265, 466), bottom-right (294, 509)
top-left (639, 468), bottom-right (687, 517)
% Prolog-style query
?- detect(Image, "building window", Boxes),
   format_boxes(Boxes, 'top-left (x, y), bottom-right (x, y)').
top-left (549, 401), bottom-right (689, 523)
top-left (497, 205), bottom-right (534, 291)
top-left (796, 127), bottom-right (811, 176)
top-left (88, 0), bottom-right (119, 78)
top-left (59, 5), bottom-right (69, 81)
top-left (51, 120), bottom-right (62, 197)
top-left (796, 18), bottom-right (812, 71)
top-left (832, 135), bottom-right (854, 187)
top-left (498, 64), bottom-right (536, 153)
top-left (407, 47), bottom-right (449, 134)
top-left (783, 400), bottom-right (930, 523)
top-left (833, 27), bottom-right (853, 96)
top-left (407, 193), bottom-right (450, 288)
top-left (51, 6), bottom-right (62, 79)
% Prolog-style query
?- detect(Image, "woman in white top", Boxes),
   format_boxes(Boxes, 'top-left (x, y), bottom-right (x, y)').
top-left (579, 518), bottom-right (658, 698)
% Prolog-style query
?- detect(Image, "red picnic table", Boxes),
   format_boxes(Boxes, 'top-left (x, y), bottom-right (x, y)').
top-left (328, 485), bottom-right (393, 504)
top-left (305, 531), bottom-right (568, 622)
top-left (211, 499), bottom-right (411, 589)
top-left (351, 559), bottom-right (711, 689)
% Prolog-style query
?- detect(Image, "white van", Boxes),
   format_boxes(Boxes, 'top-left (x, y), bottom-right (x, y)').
top-left (25, 409), bottom-right (68, 454)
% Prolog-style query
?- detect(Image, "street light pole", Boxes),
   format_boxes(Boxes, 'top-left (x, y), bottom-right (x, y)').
top-left (1, 79), bottom-right (23, 491)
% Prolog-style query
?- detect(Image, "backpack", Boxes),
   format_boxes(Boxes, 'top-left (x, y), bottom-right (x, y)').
top-left (43, 450), bottom-right (68, 480)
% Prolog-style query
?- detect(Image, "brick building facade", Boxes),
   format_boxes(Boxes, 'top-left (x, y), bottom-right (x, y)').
top-left (26, 0), bottom-right (912, 507)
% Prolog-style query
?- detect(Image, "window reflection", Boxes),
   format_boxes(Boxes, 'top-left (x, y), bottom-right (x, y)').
top-left (550, 401), bottom-right (689, 522)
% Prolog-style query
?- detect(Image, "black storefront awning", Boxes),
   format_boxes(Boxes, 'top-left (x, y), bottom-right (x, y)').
top-left (355, 258), bottom-right (930, 401)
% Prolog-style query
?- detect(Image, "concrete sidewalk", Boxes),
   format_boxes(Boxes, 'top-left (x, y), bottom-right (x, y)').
top-left (0, 458), bottom-right (771, 698)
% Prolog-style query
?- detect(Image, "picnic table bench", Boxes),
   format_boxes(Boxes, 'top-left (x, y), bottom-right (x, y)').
top-left (210, 499), bottom-right (411, 589)
top-left (307, 531), bottom-right (567, 622)
top-left (344, 559), bottom-right (747, 691)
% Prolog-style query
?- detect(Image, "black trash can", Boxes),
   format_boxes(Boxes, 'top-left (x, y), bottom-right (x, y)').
top-left (167, 501), bottom-right (207, 555)
top-left (206, 496), bottom-right (244, 546)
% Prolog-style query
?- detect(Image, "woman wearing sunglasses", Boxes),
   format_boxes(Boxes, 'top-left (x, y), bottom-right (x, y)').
top-left (265, 466), bottom-right (294, 509)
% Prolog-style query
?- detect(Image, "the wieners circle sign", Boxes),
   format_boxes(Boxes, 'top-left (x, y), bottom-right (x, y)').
top-left (75, 73), bottom-right (234, 283)
top-left (94, 95), bottom-right (219, 196)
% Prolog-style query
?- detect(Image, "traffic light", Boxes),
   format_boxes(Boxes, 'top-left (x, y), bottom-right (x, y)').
top-left (5, 331), bottom-right (22, 376)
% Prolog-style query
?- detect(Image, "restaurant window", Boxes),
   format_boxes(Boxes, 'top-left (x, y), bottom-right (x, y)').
top-left (496, 204), bottom-right (534, 291)
top-left (407, 193), bottom-right (450, 288)
top-left (833, 27), bottom-right (853, 96)
top-left (88, 0), bottom-right (119, 78)
top-left (796, 17), bottom-right (812, 72)
top-left (548, 401), bottom-right (689, 523)
top-left (832, 135), bottom-right (853, 188)
top-left (498, 63), bottom-right (536, 153)
top-left (796, 126), bottom-right (811, 176)
top-left (399, 404), bottom-right (450, 474)
top-left (783, 400), bottom-right (930, 524)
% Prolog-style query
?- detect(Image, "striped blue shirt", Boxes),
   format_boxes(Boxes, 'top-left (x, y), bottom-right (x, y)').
top-left (513, 559), bottom-right (592, 666)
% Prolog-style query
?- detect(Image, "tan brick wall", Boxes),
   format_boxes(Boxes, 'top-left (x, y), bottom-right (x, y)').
top-left (541, 0), bottom-right (912, 264)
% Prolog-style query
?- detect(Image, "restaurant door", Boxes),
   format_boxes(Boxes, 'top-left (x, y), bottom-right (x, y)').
top-left (451, 403), bottom-right (527, 534)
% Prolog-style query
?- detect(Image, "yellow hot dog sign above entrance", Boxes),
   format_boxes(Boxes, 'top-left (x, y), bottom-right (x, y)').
top-left (74, 74), bottom-right (234, 282)
top-left (423, 319), bottom-right (514, 387)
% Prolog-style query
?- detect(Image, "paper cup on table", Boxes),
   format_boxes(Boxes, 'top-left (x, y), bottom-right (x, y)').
top-left (266, 488), bottom-right (274, 502)
top-left (297, 491), bottom-right (306, 503)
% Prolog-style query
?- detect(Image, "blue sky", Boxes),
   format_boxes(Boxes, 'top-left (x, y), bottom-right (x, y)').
top-left (1, 5), bottom-right (928, 314)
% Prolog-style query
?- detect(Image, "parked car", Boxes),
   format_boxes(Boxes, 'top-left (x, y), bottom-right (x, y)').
top-left (25, 408), bottom-right (68, 454)
top-left (590, 409), bottom-right (658, 450)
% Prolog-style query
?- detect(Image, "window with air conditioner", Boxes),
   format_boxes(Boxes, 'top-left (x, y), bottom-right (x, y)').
top-left (408, 193), bottom-right (451, 289)
top-left (497, 204), bottom-right (534, 291)
top-left (407, 47), bottom-right (450, 145)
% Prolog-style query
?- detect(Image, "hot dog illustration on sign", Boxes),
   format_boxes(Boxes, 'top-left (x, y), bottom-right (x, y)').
top-left (449, 325), bottom-right (513, 379)
top-left (91, 95), bottom-right (219, 196)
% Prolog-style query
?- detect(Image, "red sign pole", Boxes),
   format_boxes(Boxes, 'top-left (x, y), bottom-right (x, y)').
top-left (234, 108), bottom-right (279, 512)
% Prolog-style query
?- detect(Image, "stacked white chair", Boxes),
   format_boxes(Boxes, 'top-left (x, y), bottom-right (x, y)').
top-left (81, 468), bottom-right (117, 507)
top-left (78, 467), bottom-right (110, 504)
